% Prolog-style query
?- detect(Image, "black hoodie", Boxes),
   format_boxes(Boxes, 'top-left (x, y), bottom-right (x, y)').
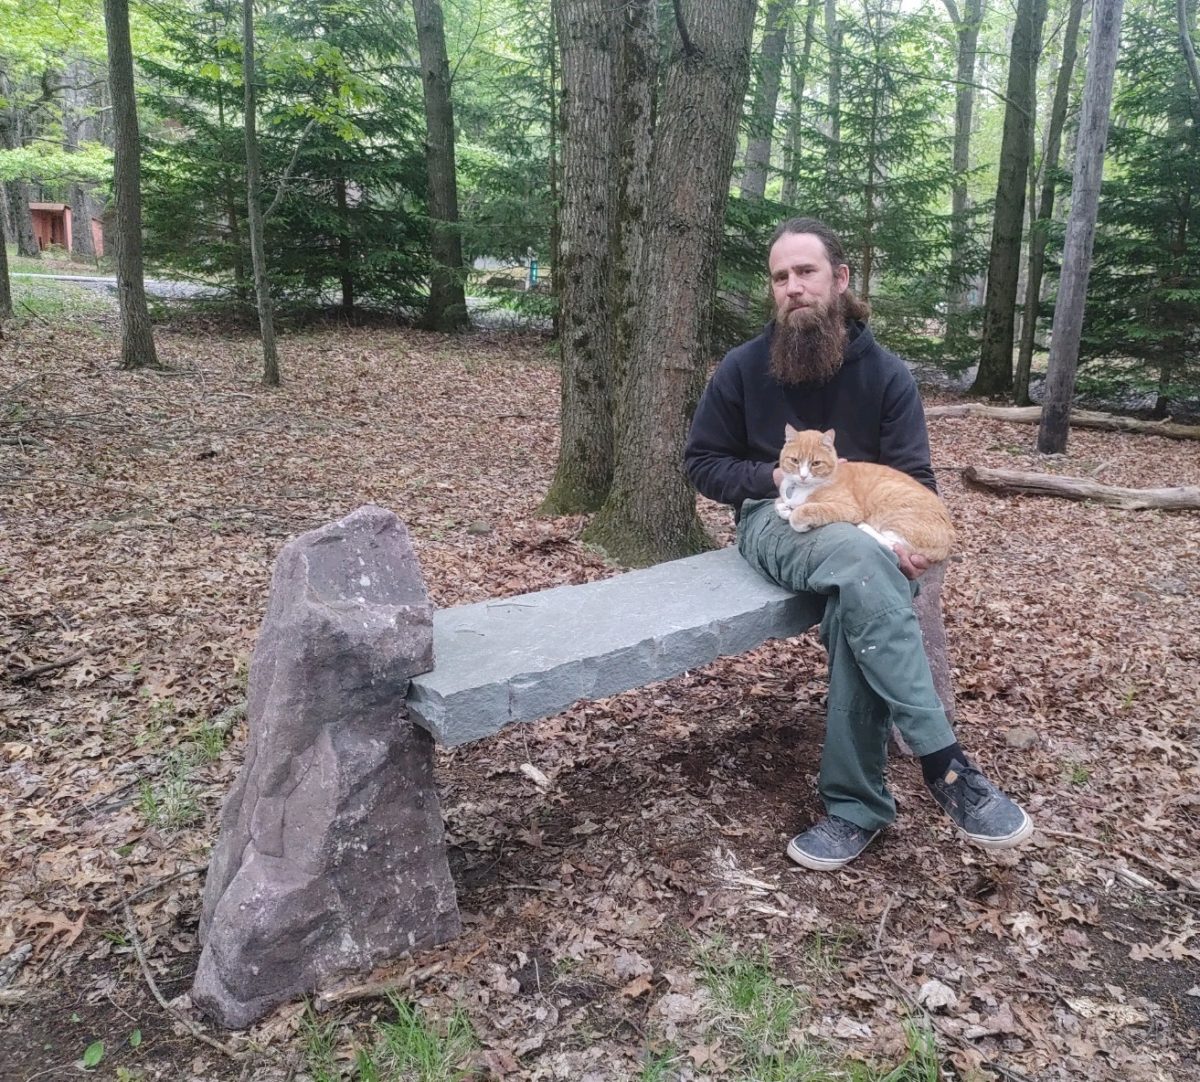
top-left (684, 320), bottom-right (936, 516)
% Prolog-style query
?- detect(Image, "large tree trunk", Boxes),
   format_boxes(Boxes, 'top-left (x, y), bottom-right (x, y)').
top-left (103, 0), bottom-right (159, 369)
top-left (781, 0), bottom-right (819, 207)
top-left (963, 466), bottom-right (1200, 509)
top-left (972, 0), bottom-right (1048, 396)
top-left (540, 0), bottom-right (618, 514)
top-left (740, 0), bottom-right (789, 201)
top-left (1014, 0), bottom-right (1084, 405)
top-left (242, 0), bottom-right (279, 386)
top-left (64, 61), bottom-right (100, 261)
top-left (412, 0), bottom-right (468, 332)
top-left (943, 0), bottom-right (985, 322)
top-left (5, 182), bottom-right (40, 258)
top-left (1038, 0), bottom-right (1125, 453)
top-left (584, 0), bottom-right (758, 566)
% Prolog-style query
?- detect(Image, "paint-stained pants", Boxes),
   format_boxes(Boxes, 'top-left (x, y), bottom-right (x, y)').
top-left (736, 499), bottom-right (956, 830)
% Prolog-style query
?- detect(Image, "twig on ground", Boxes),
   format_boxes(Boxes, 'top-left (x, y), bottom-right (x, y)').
top-left (127, 864), bottom-right (209, 904)
top-left (870, 893), bottom-right (1038, 1082)
top-left (1040, 827), bottom-right (1200, 895)
top-left (313, 962), bottom-right (444, 1012)
top-left (7, 653), bottom-right (84, 683)
top-left (19, 301), bottom-right (52, 326)
top-left (103, 851), bottom-right (248, 1061)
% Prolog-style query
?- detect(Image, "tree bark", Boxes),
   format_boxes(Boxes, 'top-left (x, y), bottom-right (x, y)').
top-left (64, 61), bottom-right (100, 261)
top-left (926, 402), bottom-right (1200, 439)
top-left (740, 0), bottom-right (789, 201)
top-left (1014, 0), bottom-right (1084, 405)
top-left (540, 0), bottom-right (618, 514)
top-left (412, 0), bottom-right (469, 332)
top-left (584, 0), bottom-right (758, 566)
top-left (103, 0), bottom-right (160, 369)
top-left (242, 0), bottom-right (279, 386)
top-left (1178, 0), bottom-right (1200, 123)
top-left (824, 0), bottom-right (842, 180)
top-left (5, 182), bottom-right (40, 258)
top-left (963, 465), bottom-right (1200, 510)
top-left (0, 227), bottom-right (11, 319)
top-left (781, 0), bottom-right (819, 207)
top-left (1038, 0), bottom-right (1124, 453)
top-left (972, 0), bottom-right (1048, 396)
top-left (943, 0), bottom-right (986, 320)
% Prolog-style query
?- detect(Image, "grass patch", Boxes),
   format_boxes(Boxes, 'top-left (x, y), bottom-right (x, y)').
top-left (693, 941), bottom-right (943, 1082)
top-left (6, 243), bottom-right (107, 276)
top-left (353, 996), bottom-right (477, 1082)
top-left (9, 275), bottom-right (114, 326)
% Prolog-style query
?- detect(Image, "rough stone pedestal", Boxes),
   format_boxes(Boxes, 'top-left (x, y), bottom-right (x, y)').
top-left (193, 506), bottom-right (460, 1030)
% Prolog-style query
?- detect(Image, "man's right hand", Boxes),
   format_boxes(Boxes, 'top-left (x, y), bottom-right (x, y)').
top-left (772, 467), bottom-right (784, 489)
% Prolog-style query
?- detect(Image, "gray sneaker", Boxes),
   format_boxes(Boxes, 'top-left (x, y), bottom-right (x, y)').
top-left (927, 760), bottom-right (1034, 849)
top-left (786, 815), bottom-right (881, 871)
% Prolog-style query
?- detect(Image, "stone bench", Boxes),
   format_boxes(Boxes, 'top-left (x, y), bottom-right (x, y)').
top-left (192, 505), bottom-right (953, 1028)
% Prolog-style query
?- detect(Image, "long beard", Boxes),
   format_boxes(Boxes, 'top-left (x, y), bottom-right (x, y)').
top-left (768, 297), bottom-right (848, 386)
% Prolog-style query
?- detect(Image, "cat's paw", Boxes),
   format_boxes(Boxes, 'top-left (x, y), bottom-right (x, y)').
top-left (775, 498), bottom-right (792, 520)
top-left (788, 516), bottom-right (813, 533)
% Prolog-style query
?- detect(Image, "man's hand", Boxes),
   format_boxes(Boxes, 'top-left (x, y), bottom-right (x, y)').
top-left (772, 466), bottom-right (784, 488)
top-left (893, 545), bottom-right (930, 580)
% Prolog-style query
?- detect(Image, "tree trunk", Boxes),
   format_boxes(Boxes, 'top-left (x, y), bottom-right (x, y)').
top-left (963, 465), bottom-right (1200, 510)
top-left (943, 0), bottom-right (986, 321)
top-left (740, 0), bottom-right (789, 201)
top-left (824, 0), bottom-right (841, 180)
top-left (242, 0), bottom-right (279, 386)
top-left (548, 0), bottom-right (562, 337)
top-left (103, 0), bottom-right (160, 369)
top-left (584, 0), bottom-right (758, 566)
top-left (412, 0), bottom-right (468, 332)
top-left (1014, 0), bottom-right (1084, 405)
top-left (64, 61), bottom-right (99, 261)
top-left (1178, 0), bottom-right (1200, 122)
top-left (781, 0), bottom-right (819, 207)
top-left (0, 228), bottom-right (12, 319)
top-left (336, 176), bottom-right (354, 313)
top-left (1038, 0), bottom-right (1124, 453)
top-left (5, 183), bottom-right (40, 258)
top-left (972, 0), bottom-right (1048, 396)
top-left (540, 0), bottom-right (618, 514)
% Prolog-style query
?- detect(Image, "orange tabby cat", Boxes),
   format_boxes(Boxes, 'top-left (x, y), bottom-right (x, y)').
top-left (775, 426), bottom-right (954, 563)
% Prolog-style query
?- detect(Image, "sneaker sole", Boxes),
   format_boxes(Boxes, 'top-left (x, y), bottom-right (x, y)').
top-left (786, 829), bottom-right (880, 871)
top-left (959, 808), bottom-right (1035, 850)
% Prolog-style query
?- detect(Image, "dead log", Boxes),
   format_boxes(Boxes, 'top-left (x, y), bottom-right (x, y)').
top-left (962, 466), bottom-right (1200, 510)
top-left (926, 403), bottom-right (1200, 441)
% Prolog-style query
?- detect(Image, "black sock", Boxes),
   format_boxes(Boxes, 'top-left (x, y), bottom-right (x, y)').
top-left (921, 742), bottom-right (967, 786)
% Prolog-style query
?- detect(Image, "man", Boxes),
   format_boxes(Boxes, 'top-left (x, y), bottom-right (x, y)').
top-left (684, 216), bottom-right (1033, 871)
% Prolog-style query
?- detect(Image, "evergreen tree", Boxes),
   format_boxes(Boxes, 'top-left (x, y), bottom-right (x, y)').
top-left (1073, 4), bottom-right (1200, 416)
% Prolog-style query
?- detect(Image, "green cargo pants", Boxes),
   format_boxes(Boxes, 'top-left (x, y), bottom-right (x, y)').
top-left (736, 498), bottom-right (956, 831)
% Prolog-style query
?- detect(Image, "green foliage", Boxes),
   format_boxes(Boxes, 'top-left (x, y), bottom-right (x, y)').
top-left (355, 996), bottom-right (478, 1082)
top-left (0, 144), bottom-right (111, 184)
top-left (140, 0), bottom-right (429, 314)
top-left (1067, 5), bottom-right (1200, 414)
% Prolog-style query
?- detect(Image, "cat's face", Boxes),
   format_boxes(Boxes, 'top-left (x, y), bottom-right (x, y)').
top-left (779, 426), bottom-right (839, 482)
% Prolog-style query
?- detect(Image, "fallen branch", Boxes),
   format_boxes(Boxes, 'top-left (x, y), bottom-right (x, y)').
top-left (926, 403), bottom-right (1200, 441)
top-left (1039, 827), bottom-right (1200, 895)
top-left (7, 652), bottom-right (84, 683)
top-left (962, 466), bottom-right (1200, 510)
top-left (127, 864), bottom-right (208, 904)
top-left (313, 961), bottom-right (444, 1012)
top-left (103, 851), bottom-right (249, 1061)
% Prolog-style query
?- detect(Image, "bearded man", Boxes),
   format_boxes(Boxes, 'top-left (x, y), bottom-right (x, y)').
top-left (684, 216), bottom-right (1033, 871)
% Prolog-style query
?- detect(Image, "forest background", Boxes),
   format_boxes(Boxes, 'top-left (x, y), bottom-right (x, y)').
top-left (2, 1), bottom-right (1200, 1080)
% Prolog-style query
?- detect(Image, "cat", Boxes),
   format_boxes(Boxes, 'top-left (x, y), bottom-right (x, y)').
top-left (774, 426), bottom-right (954, 563)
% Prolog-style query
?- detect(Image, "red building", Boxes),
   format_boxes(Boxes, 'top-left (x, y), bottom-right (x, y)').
top-left (28, 203), bottom-right (105, 257)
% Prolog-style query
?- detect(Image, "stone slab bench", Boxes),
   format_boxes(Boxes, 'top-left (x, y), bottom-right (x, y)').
top-left (406, 545), bottom-right (826, 747)
top-left (193, 506), bottom-right (953, 1029)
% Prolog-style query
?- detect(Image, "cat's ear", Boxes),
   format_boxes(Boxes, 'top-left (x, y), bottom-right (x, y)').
top-left (784, 423), bottom-right (799, 440)
top-left (820, 428), bottom-right (837, 448)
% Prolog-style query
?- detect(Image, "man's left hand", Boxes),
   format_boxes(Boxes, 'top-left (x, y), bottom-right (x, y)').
top-left (893, 545), bottom-right (930, 580)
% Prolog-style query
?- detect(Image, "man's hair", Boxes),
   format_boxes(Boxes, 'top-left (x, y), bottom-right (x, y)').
top-left (768, 216), bottom-right (870, 322)
top-left (768, 217), bottom-right (850, 270)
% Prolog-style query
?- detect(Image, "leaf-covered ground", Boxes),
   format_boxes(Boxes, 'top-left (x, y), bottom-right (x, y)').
top-left (2, 297), bottom-right (1198, 1081)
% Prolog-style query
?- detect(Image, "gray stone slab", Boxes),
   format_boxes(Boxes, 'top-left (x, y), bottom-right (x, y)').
top-left (406, 546), bottom-right (824, 746)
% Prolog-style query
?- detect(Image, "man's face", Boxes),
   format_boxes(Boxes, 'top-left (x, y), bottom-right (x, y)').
top-left (768, 232), bottom-right (850, 324)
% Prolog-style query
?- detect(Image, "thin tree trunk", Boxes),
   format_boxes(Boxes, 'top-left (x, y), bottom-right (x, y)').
top-left (103, 0), bottom-right (159, 369)
top-left (336, 177), bottom-right (354, 313)
top-left (943, 0), bottom-right (985, 320)
top-left (824, 0), bottom-right (841, 180)
top-left (1178, 0), bottom-right (1200, 122)
top-left (215, 84), bottom-right (249, 304)
top-left (584, 0), bottom-right (758, 566)
top-left (0, 228), bottom-right (12, 318)
top-left (64, 61), bottom-right (98, 260)
top-left (5, 182), bottom-right (40, 258)
top-left (1015, 0), bottom-right (1084, 405)
top-left (242, 0), bottom-right (279, 386)
top-left (781, 0), bottom-right (818, 207)
top-left (540, 0), bottom-right (618, 514)
top-left (1038, 0), bottom-right (1125, 453)
top-left (973, 0), bottom-right (1048, 396)
top-left (548, 0), bottom-right (561, 336)
top-left (740, 0), bottom-right (789, 201)
top-left (412, 0), bottom-right (469, 331)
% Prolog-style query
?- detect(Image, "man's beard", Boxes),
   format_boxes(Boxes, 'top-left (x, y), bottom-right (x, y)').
top-left (768, 295), bottom-right (848, 386)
